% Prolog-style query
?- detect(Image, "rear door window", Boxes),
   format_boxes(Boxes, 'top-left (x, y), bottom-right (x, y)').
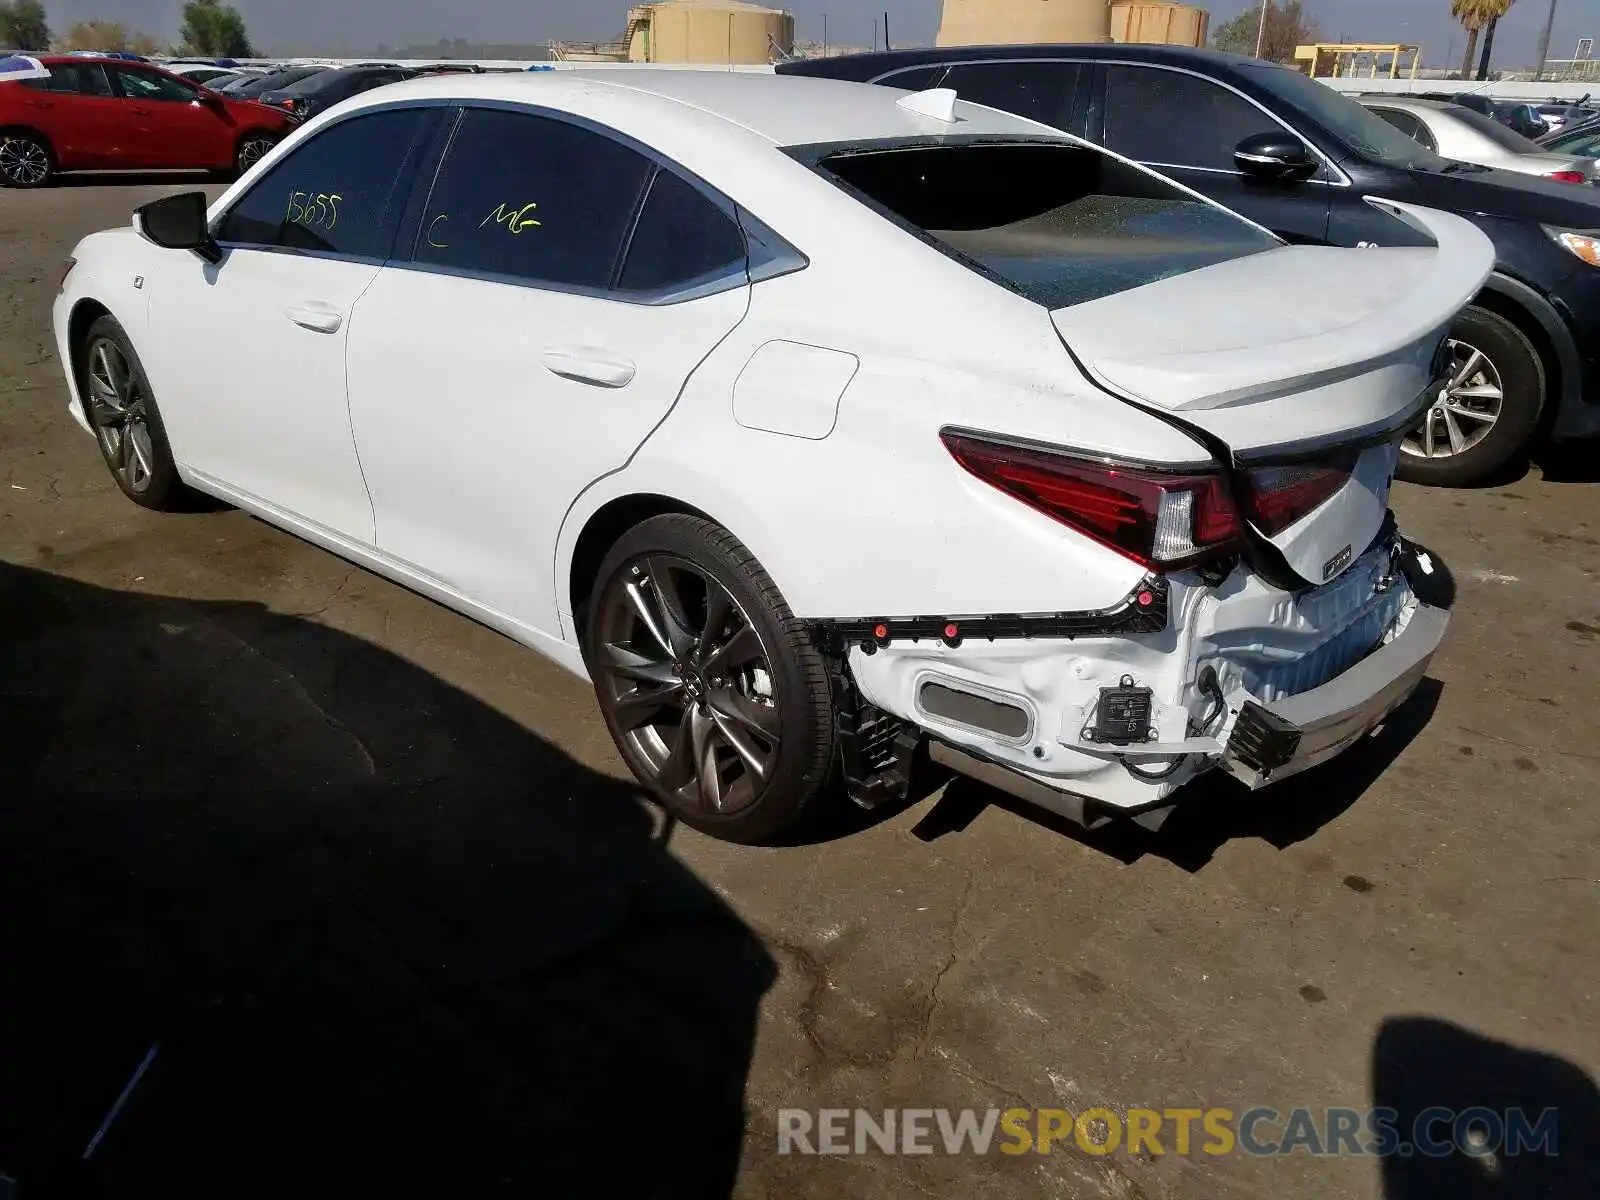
top-left (1369, 107), bottom-right (1436, 150)
top-left (410, 107), bottom-right (653, 290)
top-left (616, 168), bottom-right (747, 294)
top-left (23, 63), bottom-right (113, 95)
top-left (939, 61), bottom-right (1085, 135)
top-left (216, 107), bottom-right (438, 258)
top-left (1103, 65), bottom-right (1282, 171)
top-left (811, 139), bottom-right (1279, 310)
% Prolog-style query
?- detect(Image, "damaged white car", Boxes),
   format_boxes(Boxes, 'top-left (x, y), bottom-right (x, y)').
top-left (52, 71), bottom-right (1493, 842)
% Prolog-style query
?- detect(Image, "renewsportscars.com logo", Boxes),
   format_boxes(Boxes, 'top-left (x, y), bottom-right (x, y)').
top-left (777, 1106), bottom-right (1561, 1159)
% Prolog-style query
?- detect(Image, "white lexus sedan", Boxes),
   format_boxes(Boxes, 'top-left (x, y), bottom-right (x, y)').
top-left (53, 70), bottom-right (1493, 843)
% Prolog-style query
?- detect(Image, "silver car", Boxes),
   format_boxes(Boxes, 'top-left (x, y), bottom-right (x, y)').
top-left (1361, 97), bottom-right (1596, 184)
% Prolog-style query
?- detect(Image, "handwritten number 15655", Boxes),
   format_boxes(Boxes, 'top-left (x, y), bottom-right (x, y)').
top-left (286, 191), bottom-right (342, 231)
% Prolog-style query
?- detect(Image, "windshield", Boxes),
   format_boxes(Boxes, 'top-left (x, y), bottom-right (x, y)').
top-left (1238, 62), bottom-right (1448, 170)
top-left (811, 140), bottom-right (1280, 310)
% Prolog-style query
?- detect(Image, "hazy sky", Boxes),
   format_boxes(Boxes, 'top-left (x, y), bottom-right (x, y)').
top-left (41, 0), bottom-right (1600, 68)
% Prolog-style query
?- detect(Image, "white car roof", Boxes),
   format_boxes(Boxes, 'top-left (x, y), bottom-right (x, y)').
top-left (338, 68), bottom-right (1058, 148)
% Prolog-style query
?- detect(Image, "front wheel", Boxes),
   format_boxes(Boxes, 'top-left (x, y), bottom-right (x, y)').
top-left (233, 133), bottom-right (276, 178)
top-left (0, 132), bottom-right (53, 188)
top-left (80, 316), bottom-right (189, 510)
top-left (1398, 306), bottom-right (1544, 487)
top-left (584, 515), bottom-right (836, 845)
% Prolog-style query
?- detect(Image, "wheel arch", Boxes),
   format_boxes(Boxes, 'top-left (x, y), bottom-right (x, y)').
top-left (566, 493), bottom-right (717, 642)
top-left (1472, 273), bottom-right (1578, 432)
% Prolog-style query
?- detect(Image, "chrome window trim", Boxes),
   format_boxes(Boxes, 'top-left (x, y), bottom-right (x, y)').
top-left (210, 96), bottom-right (808, 308)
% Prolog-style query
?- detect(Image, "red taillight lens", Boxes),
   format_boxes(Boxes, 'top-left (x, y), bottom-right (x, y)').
top-left (941, 432), bottom-right (1242, 571)
top-left (1239, 461), bottom-right (1355, 536)
top-left (1547, 170), bottom-right (1587, 184)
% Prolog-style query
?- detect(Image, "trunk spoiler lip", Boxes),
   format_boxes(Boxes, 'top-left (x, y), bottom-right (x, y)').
top-left (1051, 197), bottom-right (1496, 414)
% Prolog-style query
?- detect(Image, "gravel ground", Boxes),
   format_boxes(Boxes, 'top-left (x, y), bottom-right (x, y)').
top-left (1, 180), bottom-right (1596, 1199)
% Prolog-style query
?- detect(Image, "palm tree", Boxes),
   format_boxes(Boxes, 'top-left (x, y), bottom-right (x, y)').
top-left (1451, 0), bottom-right (1516, 79)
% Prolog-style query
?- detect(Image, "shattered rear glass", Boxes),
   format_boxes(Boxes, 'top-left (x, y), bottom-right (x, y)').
top-left (810, 139), bottom-right (1280, 309)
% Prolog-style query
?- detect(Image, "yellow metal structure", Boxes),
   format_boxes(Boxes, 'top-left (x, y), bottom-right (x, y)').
top-left (1109, 3), bottom-right (1209, 48)
top-left (1295, 43), bottom-right (1422, 80)
top-left (938, 0), bottom-right (1112, 47)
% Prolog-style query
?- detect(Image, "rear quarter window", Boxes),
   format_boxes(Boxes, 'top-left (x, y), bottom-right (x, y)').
top-left (808, 139), bottom-right (1280, 309)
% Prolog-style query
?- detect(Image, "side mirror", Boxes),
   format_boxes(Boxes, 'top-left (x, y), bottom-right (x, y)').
top-left (1233, 132), bottom-right (1318, 184)
top-left (196, 87), bottom-right (224, 106)
top-left (134, 192), bottom-right (222, 264)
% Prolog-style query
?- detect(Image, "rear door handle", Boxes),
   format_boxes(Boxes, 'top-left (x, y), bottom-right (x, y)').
top-left (540, 347), bottom-right (636, 389)
top-left (284, 302), bottom-right (343, 334)
top-left (25, 99), bottom-right (54, 109)
top-left (130, 106), bottom-right (153, 116)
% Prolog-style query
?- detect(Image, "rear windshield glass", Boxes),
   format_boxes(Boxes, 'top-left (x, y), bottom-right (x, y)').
top-left (1445, 105), bottom-right (1545, 152)
top-left (809, 140), bottom-right (1280, 310)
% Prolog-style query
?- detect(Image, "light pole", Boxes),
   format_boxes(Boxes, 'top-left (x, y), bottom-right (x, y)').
top-left (1534, 0), bottom-right (1559, 82)
top-left (1255, 0), bottom-right (1272, 59)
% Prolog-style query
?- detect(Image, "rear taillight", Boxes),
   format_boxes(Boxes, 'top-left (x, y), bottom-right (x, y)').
top-left (1547, 170), bottom-right (1588, 184)
top-left (1239, 460), bottom-right (1356, 536)
top-left (941, 431), bottom-right (1242, 571)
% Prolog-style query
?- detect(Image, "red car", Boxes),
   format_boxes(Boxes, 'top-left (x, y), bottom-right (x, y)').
top-left (0, 55), bottom-right (293, 188)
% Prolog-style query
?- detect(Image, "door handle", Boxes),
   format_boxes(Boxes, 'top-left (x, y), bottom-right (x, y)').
top-left (539, 347), bottom-right (636, 389)
top-left (25, 99), bottom-right (54, 109)
top-left (283, 302), bottom-right (343, 334)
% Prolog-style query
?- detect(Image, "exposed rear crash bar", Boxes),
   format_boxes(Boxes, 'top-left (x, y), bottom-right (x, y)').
top-left (1222, 600), bottom-right (1450, 787)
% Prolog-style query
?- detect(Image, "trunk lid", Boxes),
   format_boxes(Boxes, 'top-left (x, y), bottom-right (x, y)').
top-left (1050, 199), bottom-right (1494, 586)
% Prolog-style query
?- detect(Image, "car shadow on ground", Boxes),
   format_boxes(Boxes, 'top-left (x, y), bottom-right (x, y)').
top-left (1535, 437), bottom-right (1600, 485)
top-left (911, 679), bottom-right (1444, 873)
top-left (48, 172), bottom-right (217, 189)
top-left (1372, 1017), bottom-right (1600, 1197)
top-left (0, 560), bottom-right (773, 1198)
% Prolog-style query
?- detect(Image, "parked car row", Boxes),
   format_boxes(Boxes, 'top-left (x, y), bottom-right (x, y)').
top-left (55, 66), bottom-right (1489, 842)
top-left (1360, 96), bottom-right (1595, 184)
top-left (780, 46), bottom-right (1600, 487)
top-left (0, 58), bottom-right (474, 188)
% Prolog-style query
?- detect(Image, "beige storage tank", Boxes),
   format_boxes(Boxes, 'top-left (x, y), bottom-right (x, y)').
top-left (1109, 2), bottom-right (1209, 47)
top-left (635, 0), bottom-right (795, 64)
top-left (937, 0), bottom-right (1112, 47)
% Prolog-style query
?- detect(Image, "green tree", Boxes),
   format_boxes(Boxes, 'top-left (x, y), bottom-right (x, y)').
top-left (1, 0), bottom-right (52, 50)
top-left (55, 18), bottom-right (129, 52)
top-left (1212, 1), bottom-right (1318, 63)
top-left (1451, 0), bottom-right (1515, 79)
top-left (180, 0), bottom-right (253, 58)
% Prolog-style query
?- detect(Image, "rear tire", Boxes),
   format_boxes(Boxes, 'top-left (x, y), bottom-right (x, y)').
top-left (79, 316), bottom-right (190, 511)
top-left (0, 131), bottom-right (53, 188)
top-left (583, 515), bottom-right (836, 845)
top-left (1397, 305), bottom-right (1544, 487)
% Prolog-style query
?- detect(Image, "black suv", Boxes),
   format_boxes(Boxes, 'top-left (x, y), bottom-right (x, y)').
top-left (781, 45), bottom-right (1600, 485)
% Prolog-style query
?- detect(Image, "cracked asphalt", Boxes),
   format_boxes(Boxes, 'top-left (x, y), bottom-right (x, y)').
top-left (2, 182), bottom-right (1598, 1199)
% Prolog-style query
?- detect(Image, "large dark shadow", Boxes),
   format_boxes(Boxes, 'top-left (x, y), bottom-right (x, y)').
top-left (0, 561), bottom-right (773, 1197)
top-left (1373, 1017), bottom-right (1600, 1198)
top-left (914, 679), bottom-right (1443, 873)
top-left (49, 171), bottom-right (217, 189)
top-left (1535, 437), bottom-right (1600, 485)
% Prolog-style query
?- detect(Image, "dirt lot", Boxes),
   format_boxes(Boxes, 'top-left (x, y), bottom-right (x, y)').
top-left (1, 181), bottom-right (1597, 1199)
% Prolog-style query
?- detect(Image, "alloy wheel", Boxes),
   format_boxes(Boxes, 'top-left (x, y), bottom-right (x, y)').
top-left (1402, 338), bottom-right (1504, 460)
top-left (0, 136), bottom-right (48, 186)
top-left (237, 137), bottom-right (272, 172)
top-left (594, 555), bottom-right (781, 816)
top-left (85, 338), bottom-right (156, 495)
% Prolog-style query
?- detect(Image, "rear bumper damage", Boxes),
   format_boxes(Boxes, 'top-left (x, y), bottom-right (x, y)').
top-left (816, 532), bottom-right (1450, 828)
